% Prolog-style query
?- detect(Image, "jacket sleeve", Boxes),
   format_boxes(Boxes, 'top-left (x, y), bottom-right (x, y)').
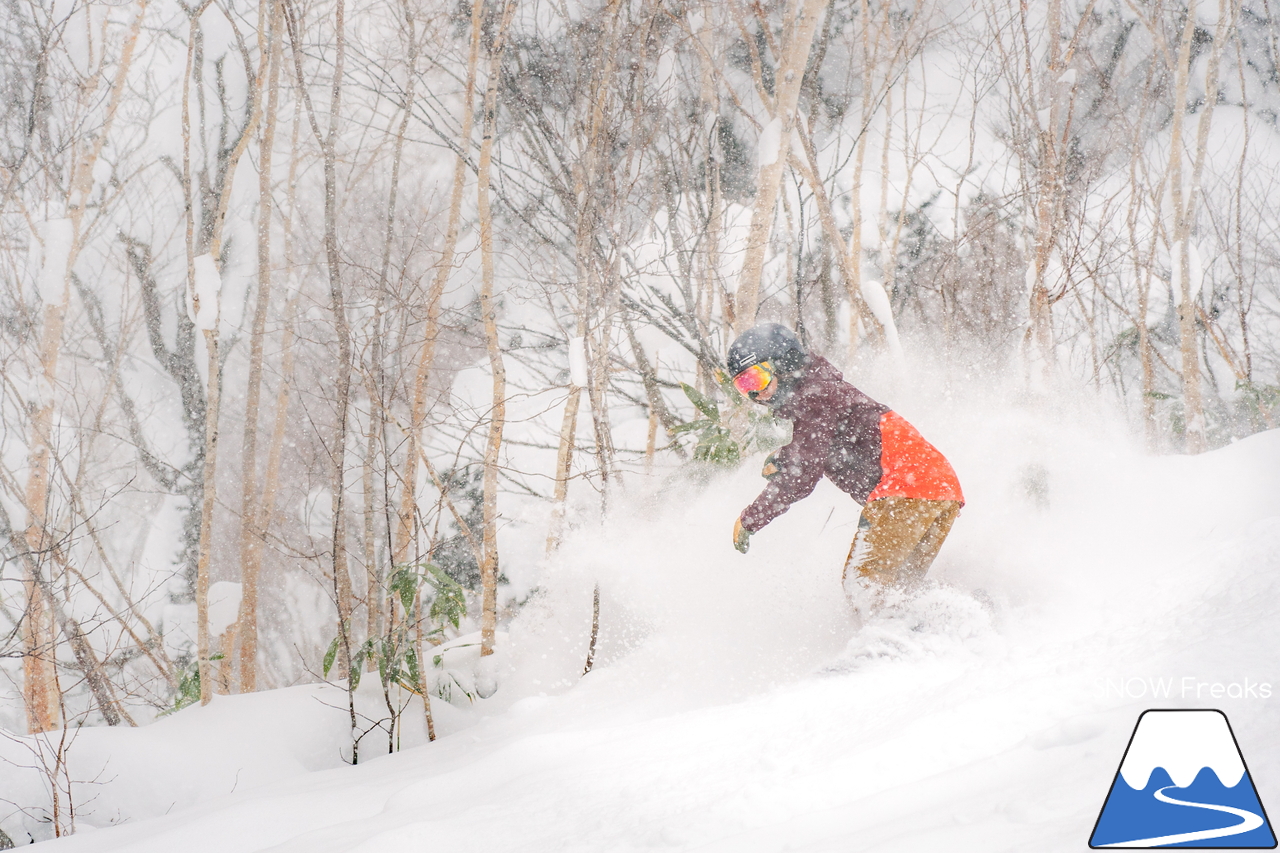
top-left (739, 397), bottom-right (838, 532)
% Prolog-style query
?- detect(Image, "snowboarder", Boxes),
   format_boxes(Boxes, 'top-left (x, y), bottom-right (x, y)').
top-left (727, 324), bottom-right (963, 600)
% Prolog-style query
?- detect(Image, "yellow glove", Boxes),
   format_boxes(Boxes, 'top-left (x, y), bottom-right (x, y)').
top-left (732, 517), bottom-right (751, 554)
top-left (761, 453), bottom-right (780, 479)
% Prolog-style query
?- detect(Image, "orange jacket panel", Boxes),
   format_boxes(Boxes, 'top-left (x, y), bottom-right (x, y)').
top-left (867, 411), bottom-right (964, 503)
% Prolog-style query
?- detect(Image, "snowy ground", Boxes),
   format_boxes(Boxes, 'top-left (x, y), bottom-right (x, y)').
top-left (4, 397), bottom-right (1279, 852)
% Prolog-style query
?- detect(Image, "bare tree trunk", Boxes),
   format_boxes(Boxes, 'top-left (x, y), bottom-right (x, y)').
top-left (394, 0), bottom-right (484, 570)
top-left (732, 0), bottom-right (828, 334)
top-left (706, 155), bottom-right (730, 345)
top-left (1138, 256), bottom-right (1159, 445)
top-left (180, 5), bottom-right (218, 708)
top-left (567, 3), bottom-right (622, 507)
top-left (584, 313), bottom-right (617, 507)
top-left (50, 509), bottom-right (175, 688)
top-left (1119, 54), bottom-right (1161, 450)
top-left (361, 426), bottom-right (380, 662)
top-left (847, 122), bottom-right (868, 364)
top-left (0, 504), bottom-right (125, 727)
top-left (188, 0), bottom-right (267, 704)
top-left (883, 64), bottom-right (921, 311)
top-left (790, 120), bottom-right (882, 344)
top-left (236, 0), bottom-right (284, 694)
top-left (242, 55), bottom-right (308, 694)
top-left (217, 625), bottom-right (236, 693)
top-left (365, 0), bottom-right (421, 655)
top-left (194, 327), bottom-right (221, 707)
top-left (1169, 0), bottom-right (1231, 452)
top-left (324, 0), bottom-right (356, 687)
top-left (1026, 0), bottom-right (1063, 386)
top-left (645, 396), bottom-right (658, 472)
top-left (187, 0), bottom-right (269, 701)
top-left (251, 295), bottom-right (299, 682)
top-left (24, 231), bottom-right (71, 728)
top-left (1165, 0), bottom-right (1198, 451)
top-left (1227, 23), bottom-right (1253, 389)
top-left (21, 0), bottom-right (149, 733)
top-left (845, 0), bottom-right (882, 364)
top-left (477, 0), bottom-right (517, 660)
top-left (412, 596), bottom-right (436, 742)
top-left (208, 4), bottom-right (268, 261)
top-left (582, 584), bottom-right (600, 675)
top-left (286, 0), bottom-right (356, 748)
top-left (45, 551), bottom-right (130, 726)
top-left (696, 5), bottom-right (727, 360)
top-left (545, 384), bottom-right (581, 556)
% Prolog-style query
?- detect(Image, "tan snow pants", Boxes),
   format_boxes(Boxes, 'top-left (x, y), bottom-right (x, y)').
top-left (842, 497), bottom-right (962, 590)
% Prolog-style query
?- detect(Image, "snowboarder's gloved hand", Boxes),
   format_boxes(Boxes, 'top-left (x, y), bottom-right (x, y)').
top-left (761, 453), bottom-right (780, 479)
top-left (732, 517), bottom-right (751, 554)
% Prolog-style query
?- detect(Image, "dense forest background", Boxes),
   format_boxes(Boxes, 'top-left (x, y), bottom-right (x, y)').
top-left (1, 0), bottom-right (1277, 776)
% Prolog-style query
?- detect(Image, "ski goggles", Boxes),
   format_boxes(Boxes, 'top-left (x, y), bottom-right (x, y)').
top-left (732, 361), bottom-right (774, 396)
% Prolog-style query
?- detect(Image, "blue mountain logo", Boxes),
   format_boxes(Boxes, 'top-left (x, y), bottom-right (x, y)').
top-left (1091, 709), bottom-right (1276, 848)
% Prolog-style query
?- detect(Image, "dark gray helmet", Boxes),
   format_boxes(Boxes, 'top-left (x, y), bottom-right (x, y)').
top-left (726, 323), bottom-right (807, 377)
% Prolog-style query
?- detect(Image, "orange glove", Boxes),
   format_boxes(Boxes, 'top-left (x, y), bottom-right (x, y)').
top-left (732, 517), bottom-right (751, 554)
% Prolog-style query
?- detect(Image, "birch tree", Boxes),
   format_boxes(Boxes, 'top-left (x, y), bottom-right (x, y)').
top-left (236, 0), bottom-right (284, 694)
top-left (477, 0), bottom-right (517, 663)
top-left (1165, 0), bottom-right (1234, 452)
top-left (394, 0), bottom-right (484, 572)
top-left (732, 0), bottom-right (828, 334)
top-left (21, 0), bottom-right (148, 731)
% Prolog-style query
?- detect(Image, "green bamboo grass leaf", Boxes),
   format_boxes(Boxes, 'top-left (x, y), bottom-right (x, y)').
top-left (669, 419), bottom-right (711, 434)
top-left (425, 565), bottom-right (467, 629)
top-left (681, 382), bottom-right (719, 420)
top-left (322, 636), bottom-right (341, 677)
top-left (406, 647), bottom-right (420, 687)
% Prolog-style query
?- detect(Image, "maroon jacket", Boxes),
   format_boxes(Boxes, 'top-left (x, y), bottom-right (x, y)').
top-left (739, 357), bottom-right (963, 533)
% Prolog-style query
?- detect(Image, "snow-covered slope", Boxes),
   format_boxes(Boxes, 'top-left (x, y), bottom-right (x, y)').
top-left (9, 412), bottom-right (1280, 852)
